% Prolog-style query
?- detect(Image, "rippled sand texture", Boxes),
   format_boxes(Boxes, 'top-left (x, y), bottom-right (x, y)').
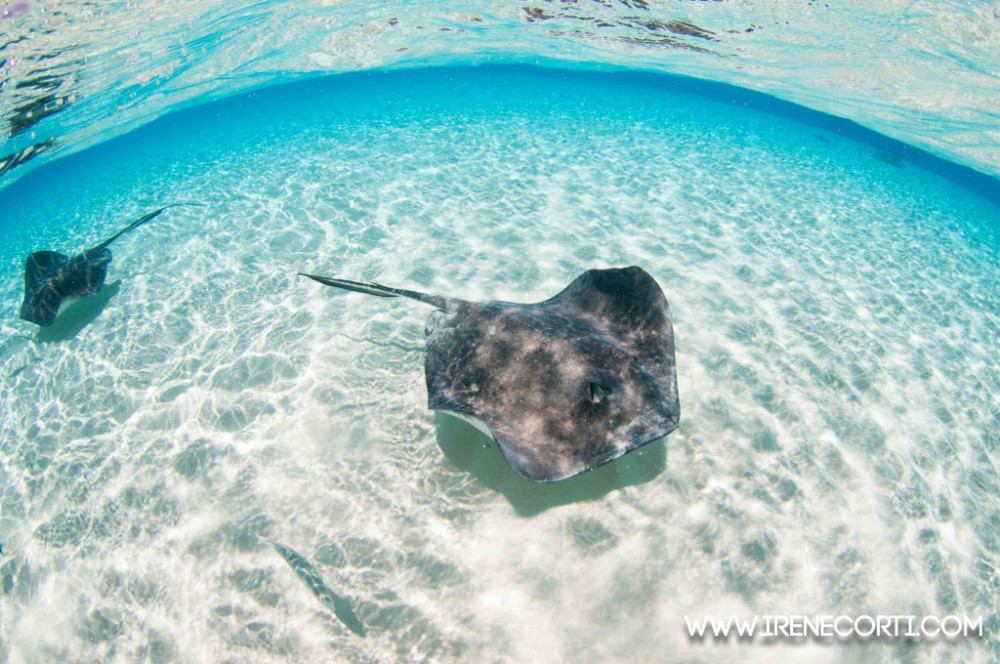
top-left (1, 69), bottom-right (999, 663)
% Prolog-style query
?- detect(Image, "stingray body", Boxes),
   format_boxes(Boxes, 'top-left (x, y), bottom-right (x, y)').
top-left (19, 205), bottom-right (191, 327)
top-left (301, 266), bottom-right (679, 482)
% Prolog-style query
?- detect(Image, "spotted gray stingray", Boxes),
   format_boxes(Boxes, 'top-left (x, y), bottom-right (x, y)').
top-left (19, 204), bottom-right (195, 327)
top-left (300, 266), bottom-right (679, 482)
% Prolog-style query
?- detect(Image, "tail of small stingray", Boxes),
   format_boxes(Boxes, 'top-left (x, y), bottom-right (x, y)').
top-left (298, 273), bottom-right (453, 310)
top-left (86, 202), bottom-right (203, 253)
top-left (262, 538), bottom-right (367, 637)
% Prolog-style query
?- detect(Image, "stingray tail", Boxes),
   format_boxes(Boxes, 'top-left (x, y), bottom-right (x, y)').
top-left (86, 202), bottom-right (203, 253)
top-left (299, 273), bottom-right (452, 310)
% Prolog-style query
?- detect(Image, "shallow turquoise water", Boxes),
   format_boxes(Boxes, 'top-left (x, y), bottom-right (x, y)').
top-left (1, 66), bottom-right (999, 663)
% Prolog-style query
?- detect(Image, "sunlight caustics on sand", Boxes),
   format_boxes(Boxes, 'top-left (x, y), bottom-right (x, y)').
top-left (0, 67), bottom-right (999, 663)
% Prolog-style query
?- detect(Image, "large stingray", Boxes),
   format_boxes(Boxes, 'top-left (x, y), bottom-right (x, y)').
top-left (300, 266), bottom-right (679, 482)
top-left (19, 204), bottom-right (193, 327)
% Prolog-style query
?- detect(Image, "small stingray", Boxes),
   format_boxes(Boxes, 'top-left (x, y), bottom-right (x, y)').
top-left (300, 266), bottom-right (679, 482)
top-left (19, 204), bottom-right (197, 326)
top-left (264, 539), bottom-right (367, 637)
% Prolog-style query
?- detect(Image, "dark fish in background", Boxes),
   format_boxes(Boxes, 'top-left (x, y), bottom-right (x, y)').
top-left (264, 539), bottom-right (367, 637)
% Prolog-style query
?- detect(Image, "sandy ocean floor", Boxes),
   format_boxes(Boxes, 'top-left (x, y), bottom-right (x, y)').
top-left (1, 67), bottom-right (999, 663)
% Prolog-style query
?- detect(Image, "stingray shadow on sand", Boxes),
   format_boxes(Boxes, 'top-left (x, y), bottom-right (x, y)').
top-left (434, 412), bottom-right (667, 517)
top-left (35, 280), bottom-right (121, 343)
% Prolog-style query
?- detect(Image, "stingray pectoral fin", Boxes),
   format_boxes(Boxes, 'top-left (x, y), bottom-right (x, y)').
top-left (20, 250), bottom-right (70, 326)
top-left (24, 250), bottom-right (69, 287)
top-left (486, 428), bottom-right (579, 483)
top-left (298, 273), bottom-right (452, 309)
top-left (441, 410), bottom-right (496, 440)
top-left (20, 292), bottom-right (61, 327)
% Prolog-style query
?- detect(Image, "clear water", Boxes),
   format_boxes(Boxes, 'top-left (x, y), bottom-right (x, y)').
top-left (0, 9), bottom-right (999, 664)
top-left (2, 1), bottom-right (1000, 186)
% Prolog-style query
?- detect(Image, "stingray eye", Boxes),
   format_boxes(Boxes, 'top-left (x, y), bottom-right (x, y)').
top-left (588, 381), bottom-right (613, 403)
